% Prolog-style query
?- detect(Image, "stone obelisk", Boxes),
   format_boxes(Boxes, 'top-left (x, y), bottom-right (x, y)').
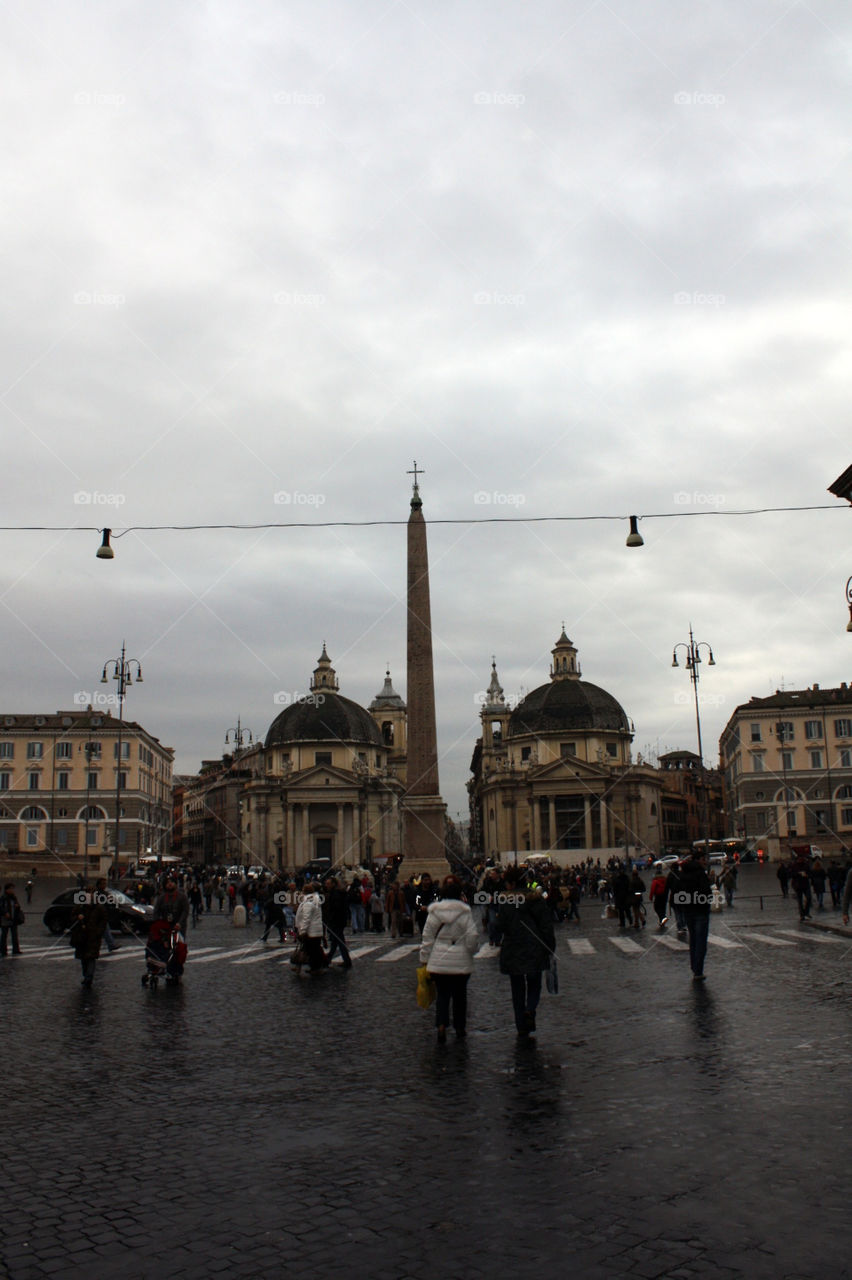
top-left (404, 464), bottom-right (449, 875)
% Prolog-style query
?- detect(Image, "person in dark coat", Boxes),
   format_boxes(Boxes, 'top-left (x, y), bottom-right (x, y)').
top-left (322, 877), bottom-right (352, 968)
top-left (496, 867), bottom-right (556, 1039)
top-left (0, 883), bottom-right (24, 956)
top-left (677, 852), bottom-right (712, 981)
top-left (612, 867), bottom-right (632, 928)
top-left (69, 885), bottom-right (108, 987)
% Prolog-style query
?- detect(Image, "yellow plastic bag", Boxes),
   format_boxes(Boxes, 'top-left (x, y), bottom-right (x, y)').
top-left (416, 965), bottom-right (436, 1009)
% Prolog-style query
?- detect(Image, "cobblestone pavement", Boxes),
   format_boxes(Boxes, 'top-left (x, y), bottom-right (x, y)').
top-left (2, 867), bottom-right (850, 1280)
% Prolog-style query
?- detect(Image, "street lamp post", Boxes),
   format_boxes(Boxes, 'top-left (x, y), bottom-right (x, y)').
top-left (100, 642), bottom-right (143, 878)
top-left (82, 740), bottom-right (96, 883)
top-left (775, 721), bottom-right (793, 857)
top-left (672, 625), bottom-right (716, 854)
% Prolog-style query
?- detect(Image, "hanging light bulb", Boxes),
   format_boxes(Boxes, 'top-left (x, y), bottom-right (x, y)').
top-left (96, 529), bottom-right (114, 560)
top-left (625, 515), bottom-right (644, 547)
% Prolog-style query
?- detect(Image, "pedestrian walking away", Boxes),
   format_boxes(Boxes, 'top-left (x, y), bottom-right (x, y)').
top-left (419, 875), bottom-right (480, 1042)
top-left (0, 883), bottom-right (24, 956)
top-left (69, 885), bottom-right (108, 987)
top-left (496, 866), bottom-right (556, 1041)
top-left (322, 877), bottom-right (352, 968)
top-left (677, 851), bottom-right (712, 981)
top-left (649, 870), bottom-right (668, 930)
top-left (293, 884), bottom-right (327, 974)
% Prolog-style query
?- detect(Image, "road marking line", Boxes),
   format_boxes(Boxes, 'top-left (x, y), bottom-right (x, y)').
top-left (566, 938), bottom-right (595, 955)
top-left (346, 943), bottom-right (387, 957)
top-left (775, 928), bottom-right (845, 945)
top-left (377, 944), bottom-right (420, 962)
top-left (188, 949), bottom-right (243, 964)
top-left (232, 950), bottom-right (293, 965)
top-left (707, 935), bottom-right (744, 949)
top-left (737, 931), bottom-right (796, 947)
top-left (656, 936), bottom-right (689, 951)
top-left (609, 936), bottom-right (644, 954)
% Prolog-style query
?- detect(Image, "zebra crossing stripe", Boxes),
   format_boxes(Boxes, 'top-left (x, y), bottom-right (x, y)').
top-left (656, 936), bottom-right (689, 952)
top-left (609, 936), bottom-right (644, 954)
top-left (377, 944), bottom-right (420, 962)
top-left (345, 943), bottom-right (388, 958)
top-left (566, 938), bottom-right (595, 955)
top-left (775, 928), bottom-right (846, 945)
top-left (188, 948), bottom-right (239, 964)
top-left (232, 949), bottom-right (292, 965)
top-left (737, 931), bottom-right (796, 947)
top-left (707, 934), bottom-right (744, 949)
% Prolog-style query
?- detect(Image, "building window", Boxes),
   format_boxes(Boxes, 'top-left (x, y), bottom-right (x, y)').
top-left (56, 741), bottom-right (73, 759)
top-left (752, 754), bottom-right (764, 773)
top-left (606, 743), bottom-right (618, 758)
top-left (810, 751), bottom-right (823, 769)
top-left (752, 810), bottom-right (766, 829)
top-left (57, 829), bottom-right (68, 846)
top-left (114, 741), bottom-right (130, 760)
top-left (0, 773), bottom-right (8, 791)
top-left (27, 742), bottom-right (43, 759)
top-left (315, 752), bottom-right (332, 766)
top-left (87, 828), bottom-right (98, 846)
top-left (87, 772), bottom-right (99, 790)
top-left (776, 722), bottom-right (794, 742)
top-left (754, 791), bottom-right (765, 800)
top-left (382, 721), bottom-right (394, 745)
top-left (804, 720), bottom-right (823, 740)
top-left (28, 773), bottom-right (39, 790)
top-left (57, 772), bottom-right (69, 790)
top-left (0, 743), bottom-right (13, 759)
top-left (26, 827), bottom-right (38, 847)
top-left (836, 785), bottom-right (852, 800)
top-left (560, 743), bottom-right (577, 758)
top-left (521, 747), bottom-right (531, 762)
top-left (750, 723), bottom-right (762, 743)
top-left (86, 742), bottom-right (102, 759)
top-left (117, 772), bottom-right (127, 790)
top-left (841, 750), bottom-right (852, 768)
top-left (834, 719), bottom-right (852, 739)
top-left (781, 751), bottom-right (793, 771)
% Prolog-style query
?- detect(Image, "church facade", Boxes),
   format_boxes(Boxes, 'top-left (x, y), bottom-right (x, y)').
top-left (239, 647), bottom-right (408, 871)
top-left (469, 630), bottom-right (663, 862)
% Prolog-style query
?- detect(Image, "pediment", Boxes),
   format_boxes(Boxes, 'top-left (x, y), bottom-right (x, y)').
top-left (530, 756), bottom-right (610, 782)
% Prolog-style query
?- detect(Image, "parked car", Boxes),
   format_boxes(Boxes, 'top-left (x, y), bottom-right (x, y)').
top-left (43, 888), bottom-right (154, 936)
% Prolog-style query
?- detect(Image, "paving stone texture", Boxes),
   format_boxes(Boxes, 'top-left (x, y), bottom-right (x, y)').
top-left (1, 866), bottom-right (849, 1279)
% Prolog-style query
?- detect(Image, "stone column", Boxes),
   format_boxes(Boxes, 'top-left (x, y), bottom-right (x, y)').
top-left (548, 797), bottom-right (556, 849)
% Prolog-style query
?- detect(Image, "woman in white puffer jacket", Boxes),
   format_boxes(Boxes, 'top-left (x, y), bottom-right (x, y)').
top-left (419, 876), bottom-right (481, 1042)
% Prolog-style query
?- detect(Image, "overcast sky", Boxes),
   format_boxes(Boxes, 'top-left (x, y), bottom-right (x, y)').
top-left (2, 0), bottom-right (851, 824)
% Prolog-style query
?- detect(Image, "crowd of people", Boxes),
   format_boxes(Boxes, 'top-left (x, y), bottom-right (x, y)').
top-left (8, 847), bottom-right (852, 1040)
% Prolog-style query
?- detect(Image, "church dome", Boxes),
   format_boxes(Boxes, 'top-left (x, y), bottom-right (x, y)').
top-left (507, 679), bottom-right (629, 736)
top-left (265, 646), bottom-right (383, 749)
top-left (266, 693), bottom-right (383, 749)
top-left (505, 628), bottom-right (630, 737)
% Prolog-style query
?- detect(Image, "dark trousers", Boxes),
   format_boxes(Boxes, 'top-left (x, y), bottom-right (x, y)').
top-left (686, 913), bottom-right (709, 976)
top-left (325, 926), bottom-right (352, 966)
top-left (79, 957), bottom-right (97, 984)
top-left (795, 886), bottom-right (812, 919)
top-left (0, 924), bottom-right (21, 955)
top-left (434, 973), bottom-right (470, 1031)
top-left (303, 936), bottom-right (326, 972)
top-left (509, 972), bottom-right (542, 1032)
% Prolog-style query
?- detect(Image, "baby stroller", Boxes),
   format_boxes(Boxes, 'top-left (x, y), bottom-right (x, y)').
top-left (142, 920), bottom-right (187, 988)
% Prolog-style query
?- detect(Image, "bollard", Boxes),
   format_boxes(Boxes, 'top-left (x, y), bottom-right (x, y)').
top-left (233, 904), bottom-right (247, 928)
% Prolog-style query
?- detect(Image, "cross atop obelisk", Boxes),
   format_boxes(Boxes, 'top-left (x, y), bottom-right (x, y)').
top-left (404, 463), bottom-right (448, 874)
